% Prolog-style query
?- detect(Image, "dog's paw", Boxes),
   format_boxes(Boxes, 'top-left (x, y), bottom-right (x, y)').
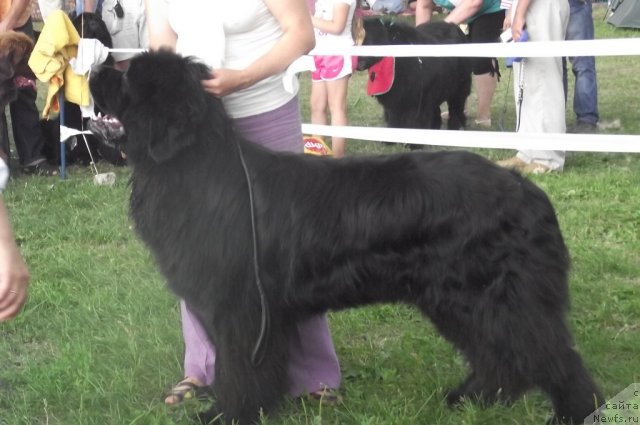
top-left (445, 388), bottom-right (465, 406)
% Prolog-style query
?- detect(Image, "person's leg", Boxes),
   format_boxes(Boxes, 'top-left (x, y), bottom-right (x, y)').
top-left (325, 76), bottom-right (350, 158)
top-left (468, 10), bottom-right (504, 126)
top-left (472, 72), bottom-right (497, 125)
top-left (310, 81), bottom-right (329, 127)
top-left (9, 87), bottom-right (45, 167)
top-left (567, 0), bottom-right (598, 128)
top-left (9, 20), bottom-right (57, 174)
top-left (233, 98), bottom-right (341, 396)
top-left (515, 0), bottom-right (568, 171)
top-left (287, 315), bottom-right (342, 398)
top-left (164, 301), bottom-right (215, 405)
top-left (181, 301), bottom-right (216, 386)
top-left (0, 111), bottom-right (10, 163)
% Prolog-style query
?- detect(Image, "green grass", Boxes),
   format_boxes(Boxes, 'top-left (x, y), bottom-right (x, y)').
top-left (1, 4), bottom-right (639, 424)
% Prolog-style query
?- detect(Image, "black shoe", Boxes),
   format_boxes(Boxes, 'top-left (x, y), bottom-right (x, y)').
top-left (22, 161), bottom-right (59, 176)
top-left (568, 121), bottom-right (598, 134)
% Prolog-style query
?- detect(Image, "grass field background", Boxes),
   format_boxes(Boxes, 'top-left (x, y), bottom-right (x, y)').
top-left (1, 4), bottom-right (638, 424)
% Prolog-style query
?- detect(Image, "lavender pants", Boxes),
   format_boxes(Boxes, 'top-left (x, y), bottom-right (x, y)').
top-left (180, 96), bottom-right (341, 396)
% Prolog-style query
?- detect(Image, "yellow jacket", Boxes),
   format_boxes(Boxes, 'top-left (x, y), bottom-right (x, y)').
top-left (27, 10), bottom-right (90, 118)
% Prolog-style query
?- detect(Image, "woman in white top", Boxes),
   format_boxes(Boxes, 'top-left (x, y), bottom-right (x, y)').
top-left (144, 0), bottom-right (342, 407)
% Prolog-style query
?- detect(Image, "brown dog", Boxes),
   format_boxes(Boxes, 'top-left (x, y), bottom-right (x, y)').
top-left (0, 30), bottom-right (35, 161)
top-left (0, 30), bottom-right (34, 109)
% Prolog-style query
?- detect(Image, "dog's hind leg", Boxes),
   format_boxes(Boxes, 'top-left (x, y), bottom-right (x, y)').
top-left (445, 352), bottom-right (531, 408)
top-left (195, 308), bottom-right (292, 425)
top-left (464, 308), bottom-right (601, 424)
top-left (532, 340), bottom-right (603, 424)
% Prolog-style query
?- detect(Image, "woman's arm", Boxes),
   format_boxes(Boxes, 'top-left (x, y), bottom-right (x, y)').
top-left (311, 2), bottom-right (350, 35)
top-left (443, 0), bottom-right (484, 25)
top-left (144, 0), bottom-right (178, 51)
top-left (415, 0), bottom-right (435, 25)
top-left (510, 0), bottom-right (530, 41)
top-left (201, 0), bottom-right (315, 97)
top-left (0, 0), bottom-right (30, 32)
top-left (0, 197), bottom-right (29, 321)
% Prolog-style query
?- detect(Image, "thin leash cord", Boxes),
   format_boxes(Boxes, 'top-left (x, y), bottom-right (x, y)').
top-left (498, 66), bottom-right (513, 131)
top-left (515, 61), bottom-right (525, 132)
top-left (498, 61), bottom-right (525, 132)
top-left (234, 136), bottom-right (270, 367)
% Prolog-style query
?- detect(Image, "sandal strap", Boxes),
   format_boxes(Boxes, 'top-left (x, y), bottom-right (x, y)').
top-left (308, 387), bottom-right (342, 406)
top-left (165, 379), bottom-right (210, 405)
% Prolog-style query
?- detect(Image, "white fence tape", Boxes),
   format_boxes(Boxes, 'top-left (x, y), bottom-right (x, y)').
top-left (301, 124), bottom-right (640, 153)
top-left (301, 38), bottom-right (640, 153)
top-left (309, 38), bottom-right (640, 58)
top-left (101, 42), bottom-right (640, 154)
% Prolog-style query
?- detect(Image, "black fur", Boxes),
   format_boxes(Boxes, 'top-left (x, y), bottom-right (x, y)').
top-left (357, 19), bottom-right (472, 131)
top-left (90, 51), bottom-right (602, 425)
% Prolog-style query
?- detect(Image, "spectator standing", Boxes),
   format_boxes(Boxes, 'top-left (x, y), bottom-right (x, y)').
top-left (497, 0), bottom-right (569, 173)
top-left (101, 0), bottom-right (147, 70)
top-left (0, 0), bottom-right (58, 175)
top-left (564, 0), bottom-right (599, 134)
top-left (310, 0), bottom-right (358, 158)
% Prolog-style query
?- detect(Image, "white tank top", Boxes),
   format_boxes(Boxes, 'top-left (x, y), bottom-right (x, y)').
top-left (167, 0), bottom-right (296, 118)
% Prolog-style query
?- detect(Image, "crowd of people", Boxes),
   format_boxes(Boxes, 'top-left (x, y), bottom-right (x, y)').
top-left (1, 0), bottom-right (602, 409)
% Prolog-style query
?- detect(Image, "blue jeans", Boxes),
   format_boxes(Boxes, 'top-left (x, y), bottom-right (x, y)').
top-left (563, 0), bottom-right (599, 124)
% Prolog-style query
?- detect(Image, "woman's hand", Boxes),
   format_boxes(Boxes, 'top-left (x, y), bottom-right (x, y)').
top-left (0, 237), bottom-right (29, 321)
top-left (201, 69), bottom-right (251, 97)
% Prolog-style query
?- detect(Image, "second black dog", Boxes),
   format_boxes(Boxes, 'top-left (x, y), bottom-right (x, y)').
top-left (357, 19), bottom-right (472, 131)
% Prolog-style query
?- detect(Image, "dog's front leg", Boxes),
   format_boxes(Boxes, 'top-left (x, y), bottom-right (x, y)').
top-left (196, 305), bottom-right (292, 425)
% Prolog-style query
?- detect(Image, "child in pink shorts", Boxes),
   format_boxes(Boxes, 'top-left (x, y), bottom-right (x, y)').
top-left (310, 0), bottom-right (359, 157)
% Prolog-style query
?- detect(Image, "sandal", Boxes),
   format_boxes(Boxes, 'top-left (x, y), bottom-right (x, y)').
top-left (308, 387), bottom-right (343, 407)
top-left (164, 378), bottom-right (210, 406)
top-left (22, 161), bottom-right (59, 176)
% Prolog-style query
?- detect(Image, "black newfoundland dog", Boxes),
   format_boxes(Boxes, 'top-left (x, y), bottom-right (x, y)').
top-left (90, 51), bottom-right (601, 425)
top-left (357, 19), bottom-right (472, 131)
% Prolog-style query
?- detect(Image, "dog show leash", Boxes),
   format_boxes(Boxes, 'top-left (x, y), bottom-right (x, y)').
top-left (232, 130), bottom-right (271, 368)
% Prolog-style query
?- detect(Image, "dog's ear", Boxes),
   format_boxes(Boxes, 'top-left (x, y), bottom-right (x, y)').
top-left (124, 52), bottom-right (212, 163)
top-left (0, 57), bottom-right (14, 82)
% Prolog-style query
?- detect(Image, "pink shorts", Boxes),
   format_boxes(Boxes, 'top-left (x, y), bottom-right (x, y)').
top-left (311, 55), bottom-right (358, 82)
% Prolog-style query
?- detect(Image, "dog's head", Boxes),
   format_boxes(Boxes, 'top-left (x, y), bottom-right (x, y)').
top-left (72, 12), bottom-right (115, 66)
top-left (0, 31), bottom-right (34, 79)
top-left (356, 19), bottom-right (422, 70)
top-left (356, 18), bottom-right (389, 71)
top-left (0, 31), bottom-right (34, 109)
top-left (90, 50), bottom-right (217, 164)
